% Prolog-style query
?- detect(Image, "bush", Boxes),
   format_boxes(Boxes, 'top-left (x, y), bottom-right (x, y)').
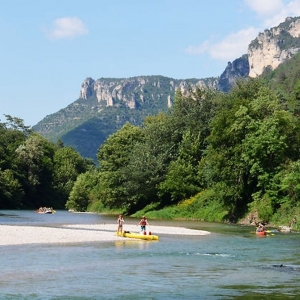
top-left (248, 194), bottom-right (274, 223)
top-left (139, 189), bottom-right (229, 222)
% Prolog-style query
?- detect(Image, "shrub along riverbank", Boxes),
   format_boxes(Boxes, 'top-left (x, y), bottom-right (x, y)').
top-left (127, 192), bottom-right (299, 231)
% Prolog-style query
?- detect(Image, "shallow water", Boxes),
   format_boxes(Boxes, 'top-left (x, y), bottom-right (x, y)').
top-left (0, 210), bottom-right (299, 299)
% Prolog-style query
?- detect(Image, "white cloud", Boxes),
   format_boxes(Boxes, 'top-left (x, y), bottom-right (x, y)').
top-left (245, 0), bottom-right (300, 28)
top-left (244, 0), bottom-right (284, 17)
top-left (186, 41), bottom-right (210, 55)
top-left (186, 27), bottom-right (257, 62)
top-left (45, 17), bottom-right (88, 40)
top-left (209, 28), bottom-right (258, 61)
top-left (186, 0), bottom-right (300, 62)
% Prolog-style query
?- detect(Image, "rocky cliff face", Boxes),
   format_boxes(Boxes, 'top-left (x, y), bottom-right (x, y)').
top-left (79, 76), bottom-right (218, 110)
top-left (76, 16), bottom-right (300, 114)
top-left (248, 17), bottom-right (300, 77)
top-left (34, 75), bottom-right (219, 144)
top-left (218, 54), bottom-right (249, 92)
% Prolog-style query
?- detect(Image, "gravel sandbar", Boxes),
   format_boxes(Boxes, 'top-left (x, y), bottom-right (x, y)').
top-left (0, 224), bottom-right (210, 246)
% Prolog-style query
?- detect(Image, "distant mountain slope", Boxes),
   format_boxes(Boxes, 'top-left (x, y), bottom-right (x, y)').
top-left (33, 76), bottom-right (219, 160)
top-left (33, 16), bottom-right (300, 161)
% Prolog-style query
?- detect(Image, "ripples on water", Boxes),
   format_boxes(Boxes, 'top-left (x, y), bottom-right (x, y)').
top-left (0, 210), bottom-right (299, 299)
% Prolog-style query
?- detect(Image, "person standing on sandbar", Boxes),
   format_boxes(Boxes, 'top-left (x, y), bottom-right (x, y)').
top-left (139, 215), bottom-right (149, 233)
top-left (117, 214), bottom-right (124, 234)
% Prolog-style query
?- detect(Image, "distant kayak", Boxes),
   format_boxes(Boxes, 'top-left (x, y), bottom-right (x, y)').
top-left (256, 230), bottom-right (266, 236)
top-left (35, 207), bottom-right (56, 214)
top-left (38, 210), bottom-right (54, 214)
top-left (116, 231), bottom-right (159, 240)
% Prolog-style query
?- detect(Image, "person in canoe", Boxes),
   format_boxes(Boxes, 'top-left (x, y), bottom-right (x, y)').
top-left (139, 216), bottom-right (149, 233)
top-left (117, 214), bottom-right (124, 234)
top-left (256, 223), bottom-right (265, 233)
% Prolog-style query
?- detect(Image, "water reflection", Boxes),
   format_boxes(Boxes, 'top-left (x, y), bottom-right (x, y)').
top-left (114, 240), bottom-right (153, 250)
top-left (263, 264), bottom-right (300, 272)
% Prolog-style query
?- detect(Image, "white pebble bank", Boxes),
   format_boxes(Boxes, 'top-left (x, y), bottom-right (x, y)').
top-left (0, 224), bottom-right (210, 246)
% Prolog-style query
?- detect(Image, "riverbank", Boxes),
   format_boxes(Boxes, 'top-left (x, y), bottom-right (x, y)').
top-left (0, 224), bottom-right (210, 246)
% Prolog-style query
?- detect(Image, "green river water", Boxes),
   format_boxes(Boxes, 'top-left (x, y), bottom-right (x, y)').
top-left (0, 210), bottom-right (299, 299)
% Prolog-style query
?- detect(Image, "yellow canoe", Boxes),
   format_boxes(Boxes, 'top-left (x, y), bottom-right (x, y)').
top-left (116, 231), bottom-right (159, 240)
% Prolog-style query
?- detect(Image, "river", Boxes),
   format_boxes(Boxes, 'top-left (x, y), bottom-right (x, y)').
top-left (0, 210), bottom-right (299, 299)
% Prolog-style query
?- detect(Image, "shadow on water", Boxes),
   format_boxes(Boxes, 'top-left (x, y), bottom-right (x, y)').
top-left (221, 289), bottom-right (298, 300)
top-left (0, 212), bottom-right (24, 219)
top-left (220, 264), bottom-right (300, 299)
top-left (263, 264), bottom-right (300, 272)
top-left (218, 263), bottom-right (300, 299)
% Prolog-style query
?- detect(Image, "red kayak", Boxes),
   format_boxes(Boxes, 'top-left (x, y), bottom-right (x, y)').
top-left (256, 230), bottom-right (266, 236)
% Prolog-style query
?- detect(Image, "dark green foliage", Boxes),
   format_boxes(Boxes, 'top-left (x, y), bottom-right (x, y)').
top-left (0, 116), bottom-right (31, 208)
top-left (14, 133), bottom-right (57, 208)
top-left (123, 113), bottom-right (176, 211)
top-left (95, 123), bottom-right (145, 212)
top-left (0, 115), bottom-right (91, 209)
top-left (52, 146), bottom-right (93, 208)
top-left (263, 52), bottom-right (300, 98)
top-left (0, 169), bottom-right (23, 209)
top-left (66, 170), bottom-right (99, 212)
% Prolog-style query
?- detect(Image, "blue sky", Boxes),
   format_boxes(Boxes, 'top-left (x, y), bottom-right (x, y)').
top-left (1, 0), bottom-right (300, 127)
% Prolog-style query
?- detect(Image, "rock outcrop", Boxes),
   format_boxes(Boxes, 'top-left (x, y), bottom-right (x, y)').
top-left (218, 54), bottom-right (249, 92)
top-left (79, 76), bottom-right (218, 109)
top-left (248, 17), bottom-right (300, 77)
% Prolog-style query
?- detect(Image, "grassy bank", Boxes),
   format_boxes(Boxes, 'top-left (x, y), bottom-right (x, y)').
top-left (131, 190), bottom-right (300, 231)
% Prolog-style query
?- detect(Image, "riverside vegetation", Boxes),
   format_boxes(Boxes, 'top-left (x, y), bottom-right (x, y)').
top-left (2, 54), bottom-right (300, 230)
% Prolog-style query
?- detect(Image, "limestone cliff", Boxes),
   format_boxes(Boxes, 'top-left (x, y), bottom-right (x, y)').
top-left (79, 76), bottom-right (218, 110)
top-left (35, 75), bottom-right (219, 145)
top-left (248, 16), bottom-right (300, 77)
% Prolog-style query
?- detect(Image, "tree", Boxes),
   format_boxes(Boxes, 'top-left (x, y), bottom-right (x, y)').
top-left (122, 113), bottom-right (178, 211)
top-left (158, 131), bottom-right (202, 203)
top-left (15, 133), bottom-right (55, 208)
top-left (0, 117), bottom-right (27, 170)
top-left (3, 114), bottom-right (32, 136)
top-left (66, 170), bottom-right (99, 212)
top-left (0, 169), bottom-right (23, 208)
top-left (53, 146), bottom-right (88, 207)
top-left (96, 123), bottom-right (145, 210)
